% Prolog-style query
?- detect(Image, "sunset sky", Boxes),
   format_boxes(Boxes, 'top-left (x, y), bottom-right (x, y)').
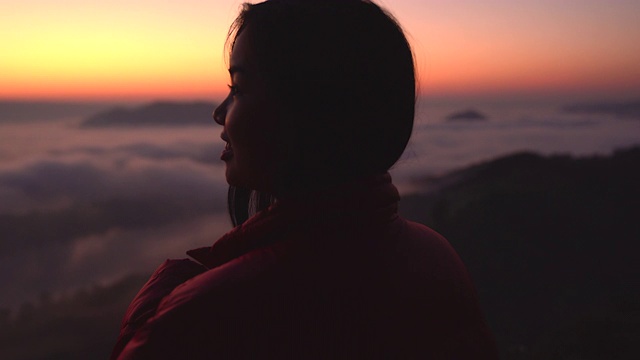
top-left (2, 0), bottom-right (640, 101)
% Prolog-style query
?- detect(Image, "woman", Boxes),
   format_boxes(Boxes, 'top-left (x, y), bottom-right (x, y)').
top-left (112, 0), bottom-right (498, 358)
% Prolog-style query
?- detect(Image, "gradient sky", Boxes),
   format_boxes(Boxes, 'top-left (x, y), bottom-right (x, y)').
top-left (2, 0), bottom-right (640, 101)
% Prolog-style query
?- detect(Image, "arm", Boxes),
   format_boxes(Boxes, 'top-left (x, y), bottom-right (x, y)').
top-left (110, 259), bottom-right (206, 360)
top-left (114, 245), bottom-right (285, 359)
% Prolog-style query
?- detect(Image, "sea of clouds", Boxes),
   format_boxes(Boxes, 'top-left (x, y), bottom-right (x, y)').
top-left (2, 99), bottom-right (639, 311)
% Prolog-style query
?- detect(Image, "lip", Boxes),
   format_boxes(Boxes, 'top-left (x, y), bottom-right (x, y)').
top-left (221, 149), bottom-right (233, 161)
top-left (220, 132), bottom-right (233, 161)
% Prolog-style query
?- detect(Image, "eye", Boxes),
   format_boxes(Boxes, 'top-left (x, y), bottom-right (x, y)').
top-left (227, 84), bottom-right (241, 96)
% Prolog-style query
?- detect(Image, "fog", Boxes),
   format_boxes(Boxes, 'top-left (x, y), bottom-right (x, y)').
top-left (0, 113), bottom-right (230, 310)
top-left (1, 99), bottom-right (639, 359)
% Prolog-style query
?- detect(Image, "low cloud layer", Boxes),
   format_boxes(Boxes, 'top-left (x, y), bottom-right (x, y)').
top-left (0, 141), bottom-right (230, 310)
top-left (48, 141), bottom-right (224, 166)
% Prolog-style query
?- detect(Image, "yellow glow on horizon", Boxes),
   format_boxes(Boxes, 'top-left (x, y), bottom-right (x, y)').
top-left (1, 0), bottom-right (234, 100)
top-left (2, 0), bottom-right (640, 101)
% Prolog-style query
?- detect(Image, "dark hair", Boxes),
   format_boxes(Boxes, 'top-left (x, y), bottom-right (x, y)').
top-left (226, 0), bottom-right (416, 224)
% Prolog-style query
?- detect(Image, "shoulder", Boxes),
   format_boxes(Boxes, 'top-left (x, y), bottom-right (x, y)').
top-left (378, 218), bottom-right (499, 357)
top-left (386, 218), bottom-right (470, 277)
top-left (116, 242), bottom-right (291, 359)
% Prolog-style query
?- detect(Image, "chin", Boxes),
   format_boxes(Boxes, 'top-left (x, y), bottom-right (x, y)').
top-left (225, 169), bottom-right (251, 189)
top-left (225, 170), bottom-right (241, 188)
top-left (224, 163), bottom-right (277, 192)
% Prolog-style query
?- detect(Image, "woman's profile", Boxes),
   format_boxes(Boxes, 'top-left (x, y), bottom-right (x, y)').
top-left (111, 0), bottom-right (498, 358)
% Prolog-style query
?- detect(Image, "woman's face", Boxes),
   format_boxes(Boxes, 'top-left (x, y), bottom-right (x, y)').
top-left (214, 29), bottom-right (283, 193)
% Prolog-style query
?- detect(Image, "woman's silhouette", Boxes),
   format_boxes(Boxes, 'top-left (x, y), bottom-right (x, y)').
top-left (111, 1), bottom-right (498, 358)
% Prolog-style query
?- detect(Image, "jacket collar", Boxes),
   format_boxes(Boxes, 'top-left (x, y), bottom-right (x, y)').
top-left (187, 173), bottom-right (399, 269)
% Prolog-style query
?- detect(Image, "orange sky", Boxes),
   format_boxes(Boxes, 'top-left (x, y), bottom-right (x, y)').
top-left (2, 0), bottom-right (640, 101)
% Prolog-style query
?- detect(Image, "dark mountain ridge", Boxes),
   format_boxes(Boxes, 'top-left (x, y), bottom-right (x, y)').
top-left (80, 101), bottom-right (216, 127)
top-left (445, 109), bottom-right (488, 121)
top-left (400, 147), bottom-right (640, 359)
top-left (1, 147), bottom-right (638, 359)
top-left (563, 99), bottom-right (640, 119)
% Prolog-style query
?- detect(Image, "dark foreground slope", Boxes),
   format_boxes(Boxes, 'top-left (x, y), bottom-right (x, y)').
top-left (400, 147), bottom-right (640, 360)
top-left (1, 148), bottom-right (638, 359)
top-left (0, 276), bottom-right (147, 360)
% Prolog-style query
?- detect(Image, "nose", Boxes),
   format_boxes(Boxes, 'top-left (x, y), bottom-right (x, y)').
top-left (213, 99), bottom-right (227, 125)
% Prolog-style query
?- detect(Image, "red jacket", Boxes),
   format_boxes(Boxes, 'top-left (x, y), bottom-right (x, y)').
top-left (112, 174), bottom-right (498, 359)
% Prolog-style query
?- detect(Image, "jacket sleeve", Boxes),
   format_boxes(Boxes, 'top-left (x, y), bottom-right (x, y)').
top-left (110, 259), bottom-right (206, 360)
top-left (113, 246), bottom-right (285, 360)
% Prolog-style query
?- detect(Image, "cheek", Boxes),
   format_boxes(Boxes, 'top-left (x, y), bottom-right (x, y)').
top-left (228, 108), bottom-right (272, 153)
top-left (233, 99), bottom-right (280, 146)
top-left (227, 102), bottom-right (283, 177)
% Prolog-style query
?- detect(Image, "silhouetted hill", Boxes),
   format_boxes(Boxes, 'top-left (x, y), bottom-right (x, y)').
top-left (563, 99), bottom-right (640, 119)
top-left (80, 101), bottom-right (216, 127)
top-left (446, 109), bottom-right (488, 121)
top-left (0, 275), bottom-right (147, 360)
top-left (2, 148), bottom-right (638, 359)
top-left (0, 101), bottom-right (114, 123)
top-left (400, 147), bottom-right (640, 359)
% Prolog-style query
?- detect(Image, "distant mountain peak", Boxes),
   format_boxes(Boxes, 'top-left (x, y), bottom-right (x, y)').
top-left (563, 99), bottom-right (640, 119)
top-left (446, 109), bottom-right (488, 121)
top-left (80, 101), bottom-right (217, 128)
